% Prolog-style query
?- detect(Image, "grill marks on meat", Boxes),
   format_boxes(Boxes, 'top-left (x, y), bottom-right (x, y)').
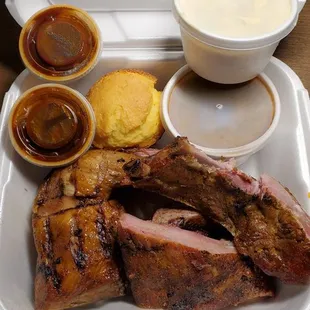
top-left (124, 137), bottom-right (310, 284)
top-left (95, 201), bottom-right (124, 260)
top-left (37, 218), bottom-right (62, 291)
top-left (70, 220), bottom-right (88, 271)
top-left (32, 150), bottom-right (143, 309)
top-left (33, 201), bottom-right (126, 310)
top-left (31, 149), bottom-right (143, 309)
top-left (118, 214), bottom-right (275, 310)
top-left (96, 216), bottom-right (113, 259)
top-left (32, 138), bottom-right (309, 310)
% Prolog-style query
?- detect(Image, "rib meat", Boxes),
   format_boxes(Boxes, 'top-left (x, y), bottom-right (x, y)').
top-left (124, 137), bottom-right (310, 284)
top-left (118, 214), bottom-right (275, 310)
top-left (111, 187), bottom-right (187, 220)
top-left (152, 208), bottom-right (208, 230)
top-left (152, 208), bottom-right (232, 240)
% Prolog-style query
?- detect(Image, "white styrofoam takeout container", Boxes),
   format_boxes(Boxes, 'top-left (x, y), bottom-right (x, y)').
top-left (1, 1), bottom-right (310, 310)
top-left (161, 65), bottom-right (281, 166)
top-left (172, 0), bottom-right (307, 84)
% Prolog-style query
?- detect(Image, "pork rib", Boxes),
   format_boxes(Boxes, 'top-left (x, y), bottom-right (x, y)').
top-left (124, 137), bottom-right (310, 284)
top-left (152, 208), bottom-right (208, 231)
top-left (118, 214), bottom-right (275, 310)
top-left (152, 208), bottom-right (232, 240)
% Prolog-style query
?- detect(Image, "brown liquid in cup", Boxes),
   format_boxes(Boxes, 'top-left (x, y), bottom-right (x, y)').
top-left (20, 6), bottom-right (99, 78)
top-left (26, 101), bottom-right (78, 150)
top-left (11, 86), bottom-right (91, 162)
top-left (169, 72), bottom-right (275, 149)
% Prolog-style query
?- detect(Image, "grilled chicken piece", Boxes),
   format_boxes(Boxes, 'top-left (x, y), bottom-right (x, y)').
top-left (32, 148), bottom-right (161, 309)
top-left (33, 150), bottom-right (140, 217)
top-left (118, 214), bottom-right (275, 310)
top-left (33, 201), bottom-right (125, 310)
top-left (124, 137), bottom-right (310, 284)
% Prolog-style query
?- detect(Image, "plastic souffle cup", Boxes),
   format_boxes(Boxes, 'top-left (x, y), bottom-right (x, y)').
top-left (161, 65), bottom-right (281, 166)
top-left (172, 0), bottom-right (306, 85)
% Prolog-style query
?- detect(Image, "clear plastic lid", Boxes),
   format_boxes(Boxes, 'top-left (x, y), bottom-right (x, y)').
top-left (6, 0), bottom-right (181, 48)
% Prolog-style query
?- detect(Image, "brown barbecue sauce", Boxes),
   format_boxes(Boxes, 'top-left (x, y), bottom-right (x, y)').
top-left (20, 6), bottom-right (99, 78)
top-left (11, 86), bottom-right (91, 162)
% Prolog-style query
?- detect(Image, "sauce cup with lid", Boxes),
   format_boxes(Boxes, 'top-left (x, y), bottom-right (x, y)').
top-left (19, 5), bottom-right (102, 83)
top-left (161, 65), bottom-right (281, 166)
top-left (172, 0), bottom-right (306, 84)
top-left (8, 84), bottom-right (96, 168)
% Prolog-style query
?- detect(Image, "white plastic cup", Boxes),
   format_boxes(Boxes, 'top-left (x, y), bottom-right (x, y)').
top-left (161, 65), bottom-right (281, 166)
top-left (173, 0), bottom-right (306, 84)
top-left (19, 5), bottom-right (103, 84)
top-left (8, 84), bottom-right (96, 168)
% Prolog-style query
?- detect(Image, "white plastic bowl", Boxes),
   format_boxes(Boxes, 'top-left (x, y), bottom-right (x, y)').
top-left (172, 0), bottom-right (306, 84)
top-left (161, 65), bottom-right (281, 166)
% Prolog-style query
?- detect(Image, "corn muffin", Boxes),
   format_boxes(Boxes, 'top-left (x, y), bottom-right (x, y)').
top-left (87, 69), bottom-right (164, 149)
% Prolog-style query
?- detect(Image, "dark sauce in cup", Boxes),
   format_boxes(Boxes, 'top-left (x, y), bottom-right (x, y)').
top-left (20, 5), bottom-right (100, 80)
top-left (10, 86), bottom-right (93, 163)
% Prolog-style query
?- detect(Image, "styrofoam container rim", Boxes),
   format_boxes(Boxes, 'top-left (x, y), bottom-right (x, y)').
top-left (8, 83), bottom-right (96, 168)
top-left (172, 0), bottom-right (300, 50)
top-left (161, 65), bottom-right (281, 160)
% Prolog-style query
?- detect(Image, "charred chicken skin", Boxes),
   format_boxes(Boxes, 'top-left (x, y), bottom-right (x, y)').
top-left (32, 150), bottom-right (143, 310)
top-left (33, 201), bottom-right (125, 310)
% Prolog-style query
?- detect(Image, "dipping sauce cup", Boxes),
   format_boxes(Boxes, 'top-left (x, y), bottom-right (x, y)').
top-left (19, 5), bottom-right (102, 83)
top-left (161, 65), bottom-right (281, 166)
top-left (8, 84), bottom-right (96, 168)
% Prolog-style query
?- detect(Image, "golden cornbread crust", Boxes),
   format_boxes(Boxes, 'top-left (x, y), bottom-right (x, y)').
top-left (86, 69), bottom-right (158, 104)
top-left (89, 69), bottom-right (158, 86)
top-left (87, 69), bottom-right (164, 149)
